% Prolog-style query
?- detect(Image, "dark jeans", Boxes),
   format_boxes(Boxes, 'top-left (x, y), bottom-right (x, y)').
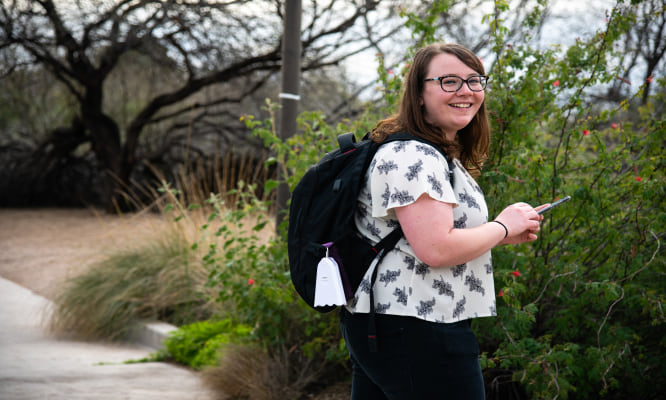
top-left (340, 308), bottom-right (485, 400)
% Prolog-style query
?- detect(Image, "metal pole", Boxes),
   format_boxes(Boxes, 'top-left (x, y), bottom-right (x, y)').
top-left (276, 0), bottom-right (301, 232)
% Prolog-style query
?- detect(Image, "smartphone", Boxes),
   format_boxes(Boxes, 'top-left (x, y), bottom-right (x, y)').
top-left (537, 196), bottom-right (571, 215)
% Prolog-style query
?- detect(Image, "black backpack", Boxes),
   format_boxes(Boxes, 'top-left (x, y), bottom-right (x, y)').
top-left (287, 131), bottom-right (455, 314)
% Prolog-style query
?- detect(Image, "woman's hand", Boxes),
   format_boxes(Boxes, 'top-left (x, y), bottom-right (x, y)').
top-left (494, 203), bottom-right (547, 245)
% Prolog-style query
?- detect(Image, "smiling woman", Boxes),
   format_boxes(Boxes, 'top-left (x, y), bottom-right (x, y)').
top-left (339, 43), bottom-right (546, 399)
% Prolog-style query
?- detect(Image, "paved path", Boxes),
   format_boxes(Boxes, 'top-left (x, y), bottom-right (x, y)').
top-left (0, 277), bottom-right (217, 400)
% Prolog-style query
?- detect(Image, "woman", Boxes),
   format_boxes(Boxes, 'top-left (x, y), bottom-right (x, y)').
top-left (340, 43), bottom-right (546, 399)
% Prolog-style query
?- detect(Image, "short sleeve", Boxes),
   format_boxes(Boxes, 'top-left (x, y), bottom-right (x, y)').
top-left (369, 140), bottom-right (457, 218)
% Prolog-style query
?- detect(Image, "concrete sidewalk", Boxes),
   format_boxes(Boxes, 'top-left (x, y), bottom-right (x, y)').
top-left (0, 277), bottom-right (217, 400)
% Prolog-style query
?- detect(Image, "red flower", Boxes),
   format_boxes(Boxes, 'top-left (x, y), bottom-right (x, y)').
top-left (511, 270), bottom-right (521, 277)
top-left (248, 278), bottom-right (255, 285)
top-left (611, 123), bottom-right (618, 129)
top-left (583, 129), bottom-right (590, 136)
top-left (388, 69), bottom-right (394, 75)
top-left (498, 290), bottom-right (504, 297)
top-left (647, 75), bottom-right (654, 83)
top-left (553, 80), bottom-right (560, 87)
top-left (635, 176), bottom-right (642, 182)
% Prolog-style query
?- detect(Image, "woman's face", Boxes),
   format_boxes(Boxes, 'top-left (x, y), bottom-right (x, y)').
top-left (421, 53), bottom-right (485, 141)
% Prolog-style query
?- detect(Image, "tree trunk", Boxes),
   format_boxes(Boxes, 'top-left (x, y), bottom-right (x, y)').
top-left (82, 88), bottom-right (124, 212)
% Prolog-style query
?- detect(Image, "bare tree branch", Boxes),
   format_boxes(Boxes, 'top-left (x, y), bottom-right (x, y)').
top-left (0, 0), bottom-right (413, 209)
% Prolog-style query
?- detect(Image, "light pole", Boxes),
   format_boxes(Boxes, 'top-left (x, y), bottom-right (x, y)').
top-left (276, 0), bottom-right (302, 232)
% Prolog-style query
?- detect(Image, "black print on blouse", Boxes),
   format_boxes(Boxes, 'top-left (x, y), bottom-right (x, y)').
top-left (416, 298), bottom-right (436, 317)
top-left (405, 160), bottom-right (424, 181)
top-left (415, 144), bottom-right (439, 158)
top-left (376, 302), bottom-right (391, 314)
top-left (403, 255), bottom-right (416, 271)
top-left (360, 278), bottom-right (372, 294)
top-left (391, 188), bottom-right (415, 205)
top-left (464, 271), bottom-right (485, 296)
top-left (369, 158), bottom-right (377, 171)
top-left (432, 276), bottom-right (455, 299)
top-left (365, 221), bottom-right (381, 238)
top-left (381, 183), bottom-right (390, 208)
top-left (427, 173), bottom-right (444, 197)
top-left (472, 182), bottom-right (484, 195)
top-left (458, 189), bottom-right (481, 210)
top-left (391, 142), bottom-right (408, 153)
top-left (485, 263), bottom-right (493, 274)
top-left (356, 203), bottom-right (369, 219)
top-left (394, 287), bottom-right (408, 305)
top-left (387, 219), bottom-right (400, 229)
top-left (454, 213), bottom-right (468, 229)
top-left (377, 159), bottom-right (399, 175)
top-left (414, 262), bottom-right (430, 279)
top-left (452, 296), bottom-right (467, 319)
top-left (452, 263), bottom-right (467, 278)
top-left (379, 269), bottom-right (401, 287)
top-left (489, 301), bottom-right (496, 315)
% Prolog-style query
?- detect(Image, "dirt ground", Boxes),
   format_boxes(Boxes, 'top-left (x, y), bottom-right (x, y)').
top-left (0, 207), bottom-right (351, 399)
top-left (0, 208), bottom-right (170, 300)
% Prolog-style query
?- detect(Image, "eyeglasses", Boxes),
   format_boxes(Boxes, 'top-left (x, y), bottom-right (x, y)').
top-left (423, 75), bottom-right (488, 92)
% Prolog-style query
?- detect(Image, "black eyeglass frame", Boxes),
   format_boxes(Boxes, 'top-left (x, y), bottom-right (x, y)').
top-left (423, 75), bottom-right (489, 92)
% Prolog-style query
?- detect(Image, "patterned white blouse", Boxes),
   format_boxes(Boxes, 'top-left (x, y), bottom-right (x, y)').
top-left (346, 140), bottom-right (497, 323)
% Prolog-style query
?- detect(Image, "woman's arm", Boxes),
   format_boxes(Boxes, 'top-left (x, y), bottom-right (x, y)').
top-left (394, 194), bottom-right (544, 268)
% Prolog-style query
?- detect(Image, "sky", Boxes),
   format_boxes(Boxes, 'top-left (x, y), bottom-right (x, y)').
top-left (342, 0), bottom-right (618, 93)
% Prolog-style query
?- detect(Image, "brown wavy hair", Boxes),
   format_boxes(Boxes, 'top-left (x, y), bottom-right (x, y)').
top-left (370, 43), bottom-right (490, 176)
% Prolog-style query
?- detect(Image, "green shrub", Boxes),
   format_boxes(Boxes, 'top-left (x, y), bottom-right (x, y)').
top-left (471, 5), bottom-right (665, 399)
top-left (161, 319), bottom-right (252, 369)
top-left (150, 107), bottom-right (366, 391)
top-left (163, 177), bottom-right (350, 389)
